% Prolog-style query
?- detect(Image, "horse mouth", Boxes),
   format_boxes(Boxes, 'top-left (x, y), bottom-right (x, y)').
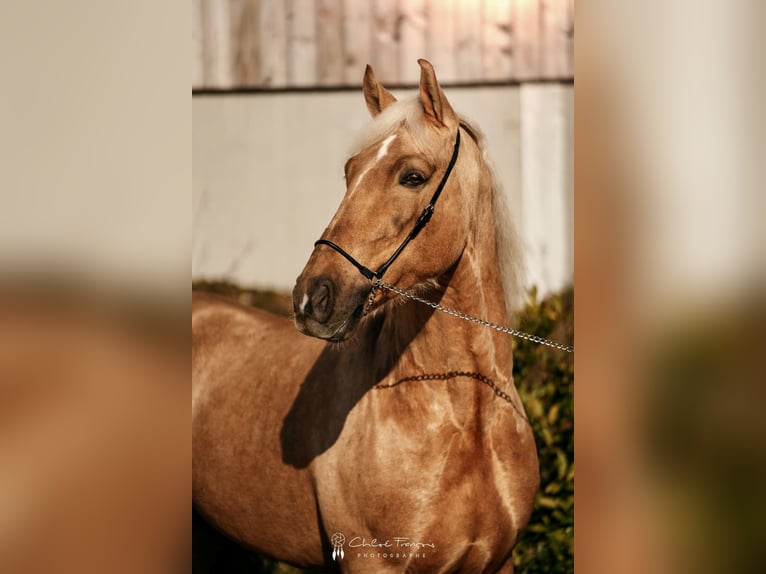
top-left (295, 301), bottom-right (365, 342)
top-left (325, 303), bottom-right (365, 342)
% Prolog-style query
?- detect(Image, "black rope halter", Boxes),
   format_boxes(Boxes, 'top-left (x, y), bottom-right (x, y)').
top-left (314, 129), bottom-right (461, 282)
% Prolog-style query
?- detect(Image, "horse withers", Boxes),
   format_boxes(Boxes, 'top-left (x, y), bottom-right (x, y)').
top-left (192, 59), bottom-right (539, 573)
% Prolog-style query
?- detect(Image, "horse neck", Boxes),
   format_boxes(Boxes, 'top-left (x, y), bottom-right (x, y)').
top-left (380, 181), bottom-right (514, 393)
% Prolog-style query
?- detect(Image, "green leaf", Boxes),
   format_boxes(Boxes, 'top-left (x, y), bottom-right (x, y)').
top-left (548, 403), bottom-right (560, 425)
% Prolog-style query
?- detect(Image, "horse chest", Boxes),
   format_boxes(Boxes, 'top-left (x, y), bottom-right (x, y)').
top-left (311, 391), bottom-right (523, 556)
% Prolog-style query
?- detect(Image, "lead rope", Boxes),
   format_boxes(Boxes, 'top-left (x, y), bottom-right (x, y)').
top-left (371, 279), bottom-right (574, 353)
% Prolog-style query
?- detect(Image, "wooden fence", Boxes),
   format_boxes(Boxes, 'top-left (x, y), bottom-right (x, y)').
top-left (193, 0), bottom-right (574, 90)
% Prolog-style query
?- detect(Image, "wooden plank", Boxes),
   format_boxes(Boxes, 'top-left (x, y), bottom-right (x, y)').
top-left (371, 0), bottom-right (400, 84)
top-left (425, 0), bottom-right (457, 83)
top-left (192, 0), bottom-right (205, 88)
top-left (287, 0), bottom-right (317, 86)
top-left (512, 0), bottom-right (540, 80)
top-left (230, 0), bottom-right (261, 87)
top-left (202, 0), bottom-right (233, 88)
top-left (343, 0), bottom-right (373, 84)
top-left (317, 0), bottom-right (344, 86)
top-left (454, 0), bottom-right (482, 81)
top-left (481, 0), bottom-right (513, 81)
top-left (540, 0), bottom-right (574, 78)
top-left (399, 0), bottom-right (427, 84)
top-left (258, 0), bottom-right (287, 87)
top-left (196, 0), bottom-right (571, 89)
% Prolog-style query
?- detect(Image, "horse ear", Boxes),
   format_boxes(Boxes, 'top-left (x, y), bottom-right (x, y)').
top-left (363, 65), bottom-right (397, 117)
top-left (417, 59), bottom-right (457, 128)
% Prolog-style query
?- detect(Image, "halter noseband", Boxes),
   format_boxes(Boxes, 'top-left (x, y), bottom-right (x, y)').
top-left (314, 129), bottom-right (461, 283)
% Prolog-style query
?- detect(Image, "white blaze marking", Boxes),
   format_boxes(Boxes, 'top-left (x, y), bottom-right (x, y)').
top-left (376, 134), bottom-right (397, 160)
top-left (348, 134), bottom-right (397, 198)
top-left (299, 293), bottom-right (309, 312)
top-left (348, 165), bottom-right (373, 198)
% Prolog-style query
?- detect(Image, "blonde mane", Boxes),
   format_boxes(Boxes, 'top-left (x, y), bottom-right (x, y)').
top-left (459, 114), bottom-right (527, 319)
top-left (351, 97), bottom-right (526, 320)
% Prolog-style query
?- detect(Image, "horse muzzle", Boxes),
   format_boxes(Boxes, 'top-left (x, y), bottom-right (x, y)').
top-left (292, 275), bottom-right (367, 342)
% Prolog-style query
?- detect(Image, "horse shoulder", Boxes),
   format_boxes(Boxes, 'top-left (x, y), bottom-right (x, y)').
top-left (488, 409), bottom-right (540, 545)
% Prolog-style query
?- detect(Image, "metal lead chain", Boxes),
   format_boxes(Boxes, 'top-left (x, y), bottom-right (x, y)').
top-left (374, 370), bottom-right (529, 419)
top-left (376, 281), bottom-right (574, 353)
top-left (364, 277), bottom-right (382, 315)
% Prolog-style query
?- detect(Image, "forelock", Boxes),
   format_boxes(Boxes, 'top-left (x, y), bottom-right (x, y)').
top-left (349, 98), bottom-right (437, 157)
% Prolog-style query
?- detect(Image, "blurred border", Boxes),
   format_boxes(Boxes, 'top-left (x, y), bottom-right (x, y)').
top-left (3, 1), bottom-right (766, 572)
top-left (576, 1), bottom-right (766, 573)
top-left (0, 2), bottom-right (189, 573)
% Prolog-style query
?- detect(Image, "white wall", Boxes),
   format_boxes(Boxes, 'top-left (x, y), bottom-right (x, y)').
top-left (192, 84), bottom-right (572, 297)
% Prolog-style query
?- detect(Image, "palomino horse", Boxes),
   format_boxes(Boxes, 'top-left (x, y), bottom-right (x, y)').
top-left (192, 60), bottom-right (539, 573)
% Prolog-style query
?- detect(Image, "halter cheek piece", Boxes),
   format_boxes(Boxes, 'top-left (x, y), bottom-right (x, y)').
top-left (314, 129), bottom-right (461, 289)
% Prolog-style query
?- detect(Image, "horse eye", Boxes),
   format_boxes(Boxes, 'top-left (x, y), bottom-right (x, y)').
top-left (400, 171), bottom-right (426, 188)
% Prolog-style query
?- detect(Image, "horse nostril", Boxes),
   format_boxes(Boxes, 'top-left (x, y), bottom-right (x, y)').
top-left (309, 279), bottom-right (334, 324)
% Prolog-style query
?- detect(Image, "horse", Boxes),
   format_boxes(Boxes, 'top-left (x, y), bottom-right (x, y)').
top-left (192, 59), bottom-right (539, 573)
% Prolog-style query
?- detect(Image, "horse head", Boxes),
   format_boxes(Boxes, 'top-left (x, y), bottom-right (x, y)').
top-left (293, 60), bottom-right (485, 341)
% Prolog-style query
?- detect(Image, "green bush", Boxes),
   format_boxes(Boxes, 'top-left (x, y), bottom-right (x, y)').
top-left (512, 287), bottom-right (574, 573)
top-left (192, 283), bottom-right (574, 573)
